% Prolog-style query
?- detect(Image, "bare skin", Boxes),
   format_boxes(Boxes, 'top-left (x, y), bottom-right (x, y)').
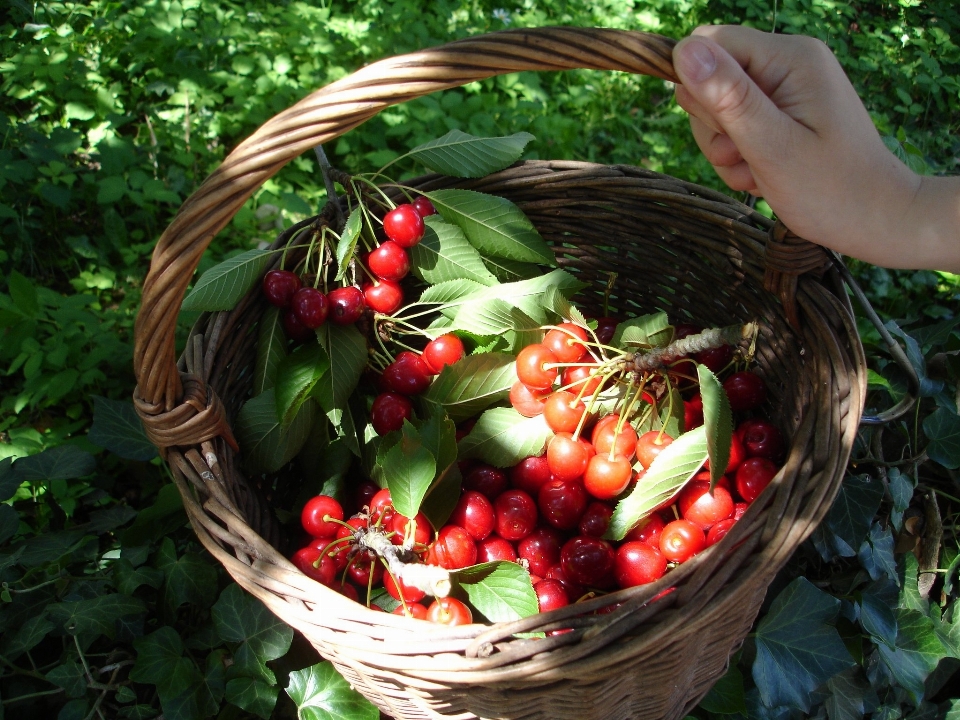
top-left (672, 25), bottom-right (960, 272)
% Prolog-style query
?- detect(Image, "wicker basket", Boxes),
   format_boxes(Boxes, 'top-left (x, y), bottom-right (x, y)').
top-left (133, 27), bottom-right (866, 720)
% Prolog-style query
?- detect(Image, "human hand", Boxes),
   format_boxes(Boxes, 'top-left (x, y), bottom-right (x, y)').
top-left (672, 26), bottom-right (957, 271)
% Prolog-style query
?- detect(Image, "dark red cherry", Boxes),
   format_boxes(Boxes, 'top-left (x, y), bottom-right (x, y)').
top-left (291, 287), bottom-right (329, 329)
top-left (262, 269), bottom-right (302, 307)
top-left (383, 204), bottom-right (425, 248)
top-left (363, 279), bottom-right (404, 315)
top-left (327, 286), bottom-right (365, 325)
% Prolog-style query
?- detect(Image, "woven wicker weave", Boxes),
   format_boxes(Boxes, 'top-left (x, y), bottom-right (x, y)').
top-left (133, 27), bottom-right (866, 720)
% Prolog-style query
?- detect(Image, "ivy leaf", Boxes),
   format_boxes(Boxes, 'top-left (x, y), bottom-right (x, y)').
top-left (858, 521), bottom-right (898, 583)
top-left (87, 396), bottom-right (157, 461)
top-left (46, 660), bottom-right (87, 698)
top-left (423, 353), bottom-right (516, 422)
top-left (48, 593), bottom-right (146, 639)
top-left (315, 323), bottom-right (367, 416)
top-left (275, 342), bottom-right (329, 428)
top-left (699, 663), bottom-right (747, 715)
top-left (235, 390), bottom-right (318, 474)
top-left (752, 577), bottom-right (855, 711)
top-left (425, 189), bottom-right (554, 264)
top-left (382, 422), bottom-right (436, 519)
top-left (8, 269), bottom-right (39, 316)
top-left (12, 445), bottom-right (96, 481)
top-left (923, 406), bottom-right (960, 469)
top-left (858, 589), bottom-right (899, 648)
top-left (334, 208), bottom-right (363, 281)
top-left (285, 662), bottom-right (379, 720)
top-left (877, 608), bottom-right (948, 704)
top-left (253, 306), bottom-right (287, 395)
top-left (0, 614), bottom-right (55, 661)
top-left (114, 559), bottom-right (164, 596)
top-left (0, 504), bottom-right (19, 544)
top-left (824, 666), bottom-right (872, 720)
top-left (212, 584), bottom-right (293, 662)
top-left (410, 216), bottom-right (498, 286)
top-left (181, 249), bottom-right (273, 312)
top-left (408, 129), bottom-right (535, 178)
top-left (612, 311), bottom-right (672, 349)
top-left (226, 678), bottom-right (277, 720)
top-left (0, 457), bottom-right (18, 501)
top-left (698, 363), bottom-right (732, 487)
top-left (818, 474), bottom-right (885, 558)
top-left (131, 627), bottom-right (184, 687)
top-left (458, 407), bottom-right (553, 468)
top-left (155, 537), bottom-right (218, 612)
top-left (606, 426), bottom-right (708, 541)
top-left (417, 278), bottom-right (487, 304)
top-left (455, 561), bottom-right (538, 622)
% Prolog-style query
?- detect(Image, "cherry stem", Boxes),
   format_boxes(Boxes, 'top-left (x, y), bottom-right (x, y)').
top-left (611, 381), bottom-right (647, 461)
top-left (351, 175), bottom-right (395, 211)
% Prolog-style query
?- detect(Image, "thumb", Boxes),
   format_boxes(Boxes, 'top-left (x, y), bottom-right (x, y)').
top-left (672, 36), bottom-right (785, 157)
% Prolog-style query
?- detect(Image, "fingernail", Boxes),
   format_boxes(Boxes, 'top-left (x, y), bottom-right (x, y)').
top-left (676, 38), bottom-right (717, 83)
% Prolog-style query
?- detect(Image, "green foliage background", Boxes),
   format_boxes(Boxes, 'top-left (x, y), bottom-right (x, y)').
top-left (1, 1), bottom-right (959, 718)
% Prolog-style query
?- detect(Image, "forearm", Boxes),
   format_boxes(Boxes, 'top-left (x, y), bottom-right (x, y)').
top-left (894, 175), bottom-right (960, 273)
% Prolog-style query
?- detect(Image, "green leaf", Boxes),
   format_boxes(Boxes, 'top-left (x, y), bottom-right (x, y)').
top-left (455, 561), bottom-right (538, 622)
top-left (0, 505), bottom-right (18, 544)
top-left (0, 614), bottom-right (54, 661)
top-left (612, 312), bottom-right (672, 348)
top-left (285, 662), bottom-right (379, 720)
top-left (253, 306), bottom-right (287, 395)
top-left (212, 584), bottom-right (293, 662)
top-left (88, 396), bottom-right (157, 461)
top-left (699, 663), bottom-right (747, 715)
top-left (752, 577), bottom-right (855, 711)
top-left (420, 462), bottom-right (462, 531)
top-left (114, 558), bottom-right (164, 595)
top-left (451, 297), bottom-right (540, 337)
top-left (12, 445), bottom-right (96, 481)
top-left (226, 678), bottom-right (277, 720)
top-left (698, 363), bottom-right (732, 486)
top-left (417, 408), bottom-right (458, 473)
top-left (923, 406), bottom-right (960, 469)
top-left (334, 207), bottom-right (363, 281)
top-left (235, 390), bottom-right (318, 474)
top-left (48, 594), bottom-right (147, 639)
top-left (46, 661), bottom-right (86, 698)
top-left (858, 589), bottom-right (898, 648)
top-left (458, 407), bottom-right (553, 468)
top-left (823, 667), bottom-right (871, 720)
top-left (0, 457), bottom-right (18, 501)
top-left (481, 256), bottom-right (541, 283)
top-left (156, 538), bottom-right (218, 611)
top-left (382, 422), bottom-right (437, 519)
top-left (822, 474), bottom-right (885, 557)
top-left (418, 278), bottom-right (487, 304)
top-left (181, 249), bottom-right (273, 312)
top-left (425, 189), bottom-right (554, 264)
top-left (423, 353), bottom-right (516, 422)
top-left (606, 426), bottom-right (708, 541)
top-left (858, 521), bottom-right (897, 582)
top-left (275, 342), bottom-right (329, 427)
top-left (410, 216), bottom-right (498, 286)
top-left (408, 130), bottom-right (535, 178)
top-left (7, 270), bottom-right (39, 316)
top-left (877, 608), bottom-right (947, 704)
top-left (315, 323), bottom-right (367, 414)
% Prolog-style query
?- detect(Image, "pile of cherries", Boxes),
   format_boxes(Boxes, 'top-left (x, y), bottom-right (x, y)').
top-left (292, 321), bottom-right (785, 624)
top-left (260, 196), bottom-right (436, 341)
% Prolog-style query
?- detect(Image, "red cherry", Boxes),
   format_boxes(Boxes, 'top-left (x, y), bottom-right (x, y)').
top-left (706, 518), bottom-right (737, 546)
top-left (327, 286), bottom-right (365, 325)
top-left (561, 365), bottom-right (602, 398)
top-left (422, 334), bottom-right (465, 374)
top-left (705, 432), bottom-right (746, 475)
top-left (723, 371), bottom-right (768, 412)
top-left (281, 307), bottom-right (314, 341)
top-left (534, 578), bottom-right (569, 613)
top-left (388, 511), bottom-right (432, 548)
top-left (516, 344), bottom-right (558, 391)
top-left (368, 488), bottom-right (395, 524)
top-left (334, 581), bottom-right (359, 602)
top-left (262, 269), bottom-right (302, 307)
top-left (426, 597), bottom-right (473, 626)
top-left (560, 536), bottom-right (616, 588)
top-left (510, 455), bottom-right (552, 496)
top-left (383, 204), bottom-right (425, 248)
top-left (363, 279), bottom-right (404, 314)
top-left (735, 457), bottom-right (779, 503)
top-left (583, 454), bottom-right (632, 500)
top-left (684, 394), bottom-right (704, 431)
top-left (737, 418), bottom-right (785, 462)
top-left (370, 392), bottom-right (414, 435)
top-left (381, 351), bottom-right (432, 396)
top-left (518, 526), bottom-right (565, 577)
top-left (733, 502), bottom-right (749, 520)
top-left (591, 414), bottom-right (638, 458)
top-left (347, 551), bottom-right (384, 587)
top-left (624, 513), bottom-right (666, 547)
top-left (476, 535), bottom-right (518, 563)
top-left (462, 464), bottom-right (508, 500)
top-left (543, 391), bottom-right (588, 434)
top-left (385, 572), bottom-right (427, 604)
top-left (677, 481), bottom-right (735, 530)
top-left (542, 323), bottom-right (589, 363)
top-left (615, 541), bottom-right (668, 588)
top-left (448, 491), bottom-right (496, 541)
top-left (546, 433), bottom-right (590, 481)
top-left (352, 480), bottom-right (380, 516)
top-left (291, 546), bottom-right (337, 586)
top-left (594, 316), bottom-right (618, 345)
top-left (537, 477), bottom-right (588, 531)
top-left (635, 431), bottom-right (674, 469)
top-left (694, 343), bottom-right (733, 373)
top-left (393, 602), bottom-right (428, 619)
top-left (493, 489), bottom-right (538, 541)
top-left (509, 380), bottom-right (549, 418)
top-left (659, 519), bottom-right (706, 563)
top-left (300, 495), bottom-right (344, 539)
top-left (368, 241), bottom-right (410, 281)
top-left (673, 323), bottom-right (702, 340)
top-left (413, 196), bottom-right (437, 217)
top-left (578, 501), bottom-right (614, 538)
top-left (291, 287), bottom-right (329, 329)
top-left (429, 525), bottom-right (477, 570)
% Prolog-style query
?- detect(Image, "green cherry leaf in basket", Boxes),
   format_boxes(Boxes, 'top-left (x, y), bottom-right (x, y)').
top-left (253, 306), bottom-right (287, 395)
top-left (697, 363), bottom-right (732, 487)
top-left (285, 661), bottom-right (379, 720)
top-left (454, 560), bottom-right (539, 623)
top-left (315, 323), bottom-right (367, 414)
top-left (424, 188), bottom-right (554, 265)
top-left (409, 216), bottom-right (498, 286)
top-left (181, 248), bottom-right (274, 312)
top-left (458, 407), bottom-right (553, 469)
top-left (381, 421), bottom-right (436, 525)
top-left (417, 278), bottom-right (488, 305)
top-left (275, 342), bottom-right (329, 428)
top-left (450, 299), bottom-right (541, 347)
top-left (408, 129), bottom-right (535, 178)
top-left (605, 425), bottom-right (709, 541)
top-left (422, 353), bottom-right (516, 423)
top-left (236, 390), bottom-right (318, 474)
top-left (334, 207), bottom-right (363, 282)
top-left (481, 255), bottom-right (541, 283)
top-left (611, 311), bottom-right (672, 350)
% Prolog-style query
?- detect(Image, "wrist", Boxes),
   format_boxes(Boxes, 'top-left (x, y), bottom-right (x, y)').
top-left (895, 175), bottom-right (960, 273)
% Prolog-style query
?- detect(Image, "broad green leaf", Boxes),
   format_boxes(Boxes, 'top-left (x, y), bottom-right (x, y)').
top-left (459, 269), bottom-right (585, 307)
top-left (612, 312), bottom-right (672, 348)
top-left (285, 662), bottom-right (379, 720)
top-left (12, 445), bottom-right (96, 480)
top-left (458, 407), bottom-right (553, 468)
top-left (181, 249), bottom-right (273, 312)
top-left (235, 390), bottom-right (318, 474)
top-left (923, 406), bottom-right (960, 469)
top-left (417, 408), bottom-right (458, 473)
top-left (822, 474), bottom-right (884, 557)
top-left (48, 593), bottom-right (147, 639)
top-left (877, 608), bottom-right (948, 704)
top-left (46, 660), bottom-right (87, 698)
top-left (699, 664), bottom-right (747, 715)
top-left (455, 561), bottom-right (538, 622)
top-left (410, 216), bottom-right (498, 286)
top-left (315, 323), bottom-right (367, 413)
top-left (114, 559), bottom-right (164, 596)
top-left (408, 130), bottom-right (535, 178)
top-left (888, 467), bottom-right (915, 531)
top-left (156, 537), bottom-right (218, 611)
top-left (900, 552), bottom-right (929, 613)
top-left (698, 363), bottom-right (732, 487)
top-left (275, 342), bottom-right (329, 427)
top-left (858, 521), bottom-right (897, 582)
top-left (420, 462), bottom-right (462, 531)
top-left (382, 422), bottom-right (437, 519)
top-left (858, 589), bottom-right (898, 648)
top-left (334, 207), bottom-right (363, 281)
top-left (452, 297), bottom-right (540, 337)
top-left (212, 584), bottom-right (293, 662)
top-left (606, 426), bottom-right (708, 541)
top-left (8, 270), bottom-right (39, 316)
top-left (945, 699), bottom-right (960, 720)
top-left (752, 578), bottom-right (855, 711)
top-left (0, 504), bottom-right (18, 544)
top-left (88, 395), bottom-right (157, 461)
top-left (253, 306), bottom-right (287, 395)
top-left (0, 457), bottom-right (18, 501)
top-left (423, 353), bottom-right (516, 422)
top-left (16, 528), bottom-right (90, 567)
top-left (417, 278), bottom-right (487, 304)
top-left (823, 667), bottom-right (871, 720)
top-left (0, 614), bottom-right (54, 661)
top-left (226, 678), bottom-right (277, 720)
top-left (425, 189), bottom-right (554, 264)
top-left (481, 256), bottom-right (541, 283)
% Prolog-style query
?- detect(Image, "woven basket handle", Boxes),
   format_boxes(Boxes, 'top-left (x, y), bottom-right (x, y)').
top-left (133, 27), bottom-right (680, 412)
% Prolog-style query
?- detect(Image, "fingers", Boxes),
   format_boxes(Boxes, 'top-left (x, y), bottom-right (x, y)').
top-left (687, 116), bottom-right (759, 193)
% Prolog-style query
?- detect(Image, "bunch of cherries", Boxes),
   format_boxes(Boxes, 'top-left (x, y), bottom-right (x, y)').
top-left (259, 196), bottom-right (436, 341)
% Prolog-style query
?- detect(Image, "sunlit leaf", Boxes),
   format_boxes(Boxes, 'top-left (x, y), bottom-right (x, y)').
top-left (286, 662), bottom-right (379, 720)
top-left (455, 561), bottom-right (538, 622)
top-left (698, 363), bottom-right (731, 487)
top-left (334, 207), bottom-right (363, 281)
top-left (410, 216), bottom-right (498, 286)
top-left (409, 130), bottom-right (535, 178)
top-left (275, 342), bottom-right (329, 427)
top-left (382, 422), bottom-right (436, 519)
top-left (458, 407), bottom-right (552, 468)
top-left (423, 353), bottom-right (516, 422)
top-left (181, 249), bottom-right (273, 312)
